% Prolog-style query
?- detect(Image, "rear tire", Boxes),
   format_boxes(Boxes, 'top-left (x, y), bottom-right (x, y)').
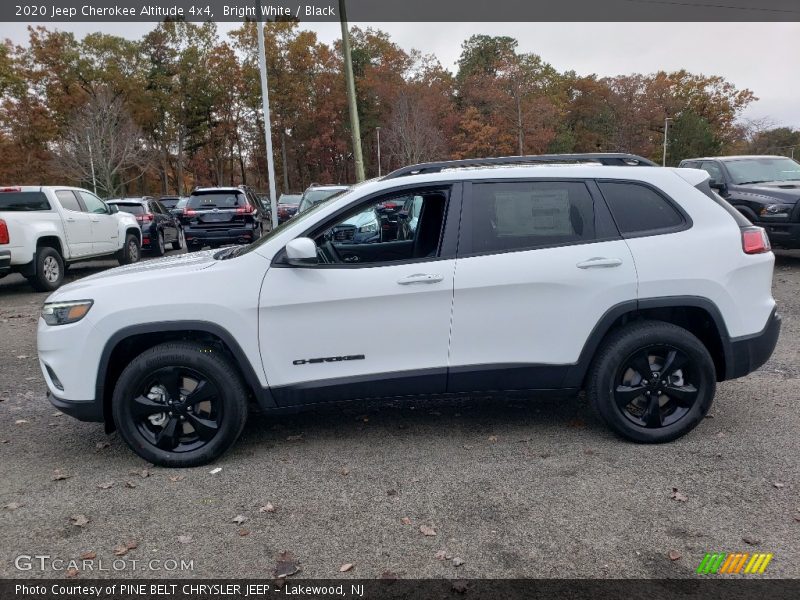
top-left (117, 234), bottom-right (140, 265)
top-left (587, 320), bottom-right (715, 443)
top-left (171, 228), bottom-right (185, 251)
top-left (112, 342), bottom-right (249, 467)
top-left (26, 246), bottom-right (64, 292)
top-left (153, 231), bottom-right (166, 256)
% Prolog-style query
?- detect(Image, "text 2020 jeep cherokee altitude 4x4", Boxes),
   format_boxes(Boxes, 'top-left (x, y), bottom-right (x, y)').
top-left (37, 154), bottom-right (781, 467)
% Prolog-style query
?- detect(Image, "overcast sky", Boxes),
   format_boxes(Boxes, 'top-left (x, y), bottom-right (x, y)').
top-left (2, 21), bottom-right (797, 128)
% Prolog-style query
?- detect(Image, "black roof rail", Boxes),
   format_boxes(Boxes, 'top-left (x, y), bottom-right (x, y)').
top-left (382, 153), bottom-right (658, 180)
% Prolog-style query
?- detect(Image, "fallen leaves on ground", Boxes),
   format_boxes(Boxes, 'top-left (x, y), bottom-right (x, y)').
top-left (95, 441), bottom-right (110, 451)
top-left (96, 482), bottom-right (113, 490)
top-left (3, 502), bottom-right (22, 510)
top-left (259, 503), bottom-right (276, 513)
top-left (124, 481), bottom-right (137, 489)
top-left (773, 482), bottom-right (785, 489)
top-left (238, 529), bottom-right (250, 537)
top-left (124, 541), bottom-right (138, 550)
top-left (339, 563), bottom-right (354, 572)
top-left (387, 489), bottom-right (397, 496)
top-left (209, 467), bottom-right (222, 474)
top-left (273, 551), bottom-right (300, 578)
top-left (113, 545), bottom-right (129, 557)
top-left (419, 525), bottom-right (436, 537)
top-left (66, 567), bottom-right (79, 578)
top-left (743, 536), bottom-right (761, 546)
top-left (52, 470), bottom-right (71, 481)
top-left (380, 571), bottom-right (397, 579)
top-left (177, 535), bottom-right (192, 544)
top-left (487, 435), bottom-right (498, 443)
top-left (340, 467), bottom-right (350, 476)
top-left (15, 420), bottom-right (28, 425)
top-left (79, 551), bottom-right (96, 560)
top-left (169, 475), bottom-right (185, 482)
top-left (232, 515), bottom-right (247, 525)
top-left (70, 514), bottom-right (90, 527)
top-left (435, 550), bottom-right (447, 560)
top-left (401, 517), bottom-right (412, 525)
top-left (452, 557), bottom-right (464, 567)
top-left (670, 488), bottom-right (688, 502)
top-left (668, 550), bottom-right (682, 561)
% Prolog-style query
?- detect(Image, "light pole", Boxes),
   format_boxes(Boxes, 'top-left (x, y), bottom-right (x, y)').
top-left (339, 0), bottom-right (365, 182)
top-left (376, 127), bottom-right (381, 177)
top-left (86, 132), bottom-right (97, 194)
top-left (256, 1), bottom-right (278, 228)
top-left (662, 117), bottom-right (672, 167)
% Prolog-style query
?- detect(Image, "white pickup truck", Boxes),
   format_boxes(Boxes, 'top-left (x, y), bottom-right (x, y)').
top-left (0, 186), bottom-right (142, 291)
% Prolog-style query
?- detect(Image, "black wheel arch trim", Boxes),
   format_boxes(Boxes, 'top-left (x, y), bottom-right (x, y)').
top-left (565, 295), bottom-right (744, 387)
top-left (95, 321), bottom-right (276, 424)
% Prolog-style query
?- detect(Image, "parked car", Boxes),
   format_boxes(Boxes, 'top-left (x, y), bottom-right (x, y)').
top-left (107, 198), bottom-right (184, 256)
top-left (396, 195), bottom-right (424, 240)
top-left (181, 186), bottom-right (268, 251)
top-left (328, 207), bottom-right (381, 245)
top-left (297, 185), bottom-right (349, 214)
top-left (679, 155), bottom-right (800, 248)
top-left (0, 186), bottom-right (141, 291)
top-left (38, 153), bottom-right (779, 466)
top-left (169, 197), bottom-right (188, 218)
top-left (375, 198), bottom-right (407, 240)
top-left (276, 194), bottom-right (301, 222)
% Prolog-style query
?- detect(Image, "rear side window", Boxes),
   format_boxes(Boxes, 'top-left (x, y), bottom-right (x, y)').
top-left (598, 182), bottom-right (684, 235)
top-left (471, 181), bottom-right (596, 253)
top-left (187, 192), bottom-right (245, 210)
top-left (55, 191), bottom-right (81, 212)
top-left (0, 191), bottom-right (51, 211)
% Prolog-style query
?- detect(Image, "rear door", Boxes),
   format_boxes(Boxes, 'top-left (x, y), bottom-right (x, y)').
top-left (77, 191), bottom-right (118, 254)
top-left (448, 179), bottom-right (637, 392)
top-left (54, 190), bottom-right (93, 257)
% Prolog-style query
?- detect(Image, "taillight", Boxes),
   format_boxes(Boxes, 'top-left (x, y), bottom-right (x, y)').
top-left (0, 219), bottom-right (9, 244)
top-left (183, 208), bottom-right (197, 216)
top-left (741, 227), bottom-right (771, 254)
top-left (0, 186), bottom-right (21, 193)
top-left (136, 214), bottom-right (153, 223)
top-left (235, 204), bottom-right (256, 214)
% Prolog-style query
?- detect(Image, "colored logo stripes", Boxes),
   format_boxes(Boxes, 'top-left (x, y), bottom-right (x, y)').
top-left (696, 552), bottom-right (773, 574)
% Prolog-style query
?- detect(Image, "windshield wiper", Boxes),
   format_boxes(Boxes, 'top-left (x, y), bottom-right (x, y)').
top-left (736, 180), bottom-right (768, 185)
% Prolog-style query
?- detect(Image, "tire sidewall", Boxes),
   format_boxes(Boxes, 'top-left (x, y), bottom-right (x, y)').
top-left (112, 343), bottom-right (248, 467)
top-left (32, 247), bottom-right (64, 291)
top-left (591, 323), bottom-right (715, 443)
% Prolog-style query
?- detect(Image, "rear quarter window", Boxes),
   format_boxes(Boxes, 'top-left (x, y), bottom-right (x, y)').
top-left (0, 191), bottom-right (51, 211)
top-left (598, 182), bottom-right (685, 235)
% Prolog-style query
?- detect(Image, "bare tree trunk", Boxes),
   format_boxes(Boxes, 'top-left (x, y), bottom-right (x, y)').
top-left (517, 93), bottom-right (524, 155)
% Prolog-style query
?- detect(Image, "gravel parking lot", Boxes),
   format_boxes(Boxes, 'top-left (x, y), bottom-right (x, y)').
top-left (0, 250), bottom-right (798, 579)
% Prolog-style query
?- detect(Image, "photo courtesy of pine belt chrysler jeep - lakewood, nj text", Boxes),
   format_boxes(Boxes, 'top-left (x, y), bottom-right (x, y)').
top-left (32, 154), bottom-right (780, 466)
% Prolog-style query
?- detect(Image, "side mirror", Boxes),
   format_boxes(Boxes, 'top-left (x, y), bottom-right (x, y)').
top-left (285, 237), bottom-right (318, 266)
top-left (107, 203), bottom-right (119, 214)
top-left (709, 179), bottom-right (727, 193)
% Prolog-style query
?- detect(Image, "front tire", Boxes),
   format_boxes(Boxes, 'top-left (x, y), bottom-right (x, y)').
top-left (588, 321), bottom-right (715, 443)
top-left (112, 342), bottom-right (249, 467)
top-left (26, 246), bottom-right (64, 292)
top-left (117, 234), bottom-right (140, 265)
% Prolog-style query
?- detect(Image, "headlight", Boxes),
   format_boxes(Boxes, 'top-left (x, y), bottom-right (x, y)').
top-left (359, 222), bottom-right (378, 233)
top-left (41, 300), bottom-right (93, 326)
top-left (760, 204), bottom-right (792, 217)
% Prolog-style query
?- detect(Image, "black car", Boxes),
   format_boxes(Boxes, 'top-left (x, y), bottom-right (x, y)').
top-left (679, 155), bottom-right (800, 248)
top-left (181, 186), bottom-right (268, 251)
top-left (107, 197), bottom-right (184, 255)
top-left (158, 196), bottom-right (183, 211)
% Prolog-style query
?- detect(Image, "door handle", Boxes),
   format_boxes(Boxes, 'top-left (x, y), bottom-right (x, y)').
top-left (65, 217), bottom-right (75, 223)
top-left (397, 273), bottom-right (444, 285)
top-left (90, 217), bottom-right (100, 223)
top-left (576, 257), bottom-right (623, 269)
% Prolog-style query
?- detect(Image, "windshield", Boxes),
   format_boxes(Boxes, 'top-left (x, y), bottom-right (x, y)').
top-left (0, 191), bottom-right (50, 211)
top-left (187, 192), bottom-right (245, 210)
top-left (726, 157), bottom-right (800, 184)
top-left (298, 189), bottom-right (347, 213)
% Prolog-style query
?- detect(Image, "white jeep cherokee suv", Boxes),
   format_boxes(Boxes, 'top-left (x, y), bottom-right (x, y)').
top-left (37, 154), bottom-right (781, 467)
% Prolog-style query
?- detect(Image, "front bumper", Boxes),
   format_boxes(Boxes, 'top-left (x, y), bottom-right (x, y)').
top-left (48, 391), bottom-right (104, 422)
top-left (726, 307), bottom-right (781, 380)
top-left (759, 221), bottom-right (800, 248)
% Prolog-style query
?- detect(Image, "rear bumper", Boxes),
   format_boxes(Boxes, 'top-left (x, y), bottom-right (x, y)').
top-left (759, 221), bottom-right (800, 248)
top-left (48, 391), bottom-right (104, 422)
top-left (0, 249), bottom-right (10, 275)
top-left (185, 225), bottom-right (257, 246)
top-left (726, 307), bottom-right (781, 380)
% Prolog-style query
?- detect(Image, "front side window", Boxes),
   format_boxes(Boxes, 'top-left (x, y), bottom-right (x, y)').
top-left (724, 157), bottom-right (800, 185)
top-left (699, 161), bottom-right (724, 183)
top-left (598, 182), bottom-right (684, 235)
top-left (78, 191), bottom-right (108, 214)
top-left (470, 181), bottom-right (596, 253)
top-left (306, 189), bottom-right (449, 265)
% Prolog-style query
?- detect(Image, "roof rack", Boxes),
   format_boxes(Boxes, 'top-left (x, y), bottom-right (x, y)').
top-left (382, 153), bottom-right (657, 180)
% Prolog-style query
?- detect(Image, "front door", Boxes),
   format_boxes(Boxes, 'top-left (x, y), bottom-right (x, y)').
top-left (448, 179), bottom-right (637, 392)
top-left (259, 186), bottom-right (460, 406)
